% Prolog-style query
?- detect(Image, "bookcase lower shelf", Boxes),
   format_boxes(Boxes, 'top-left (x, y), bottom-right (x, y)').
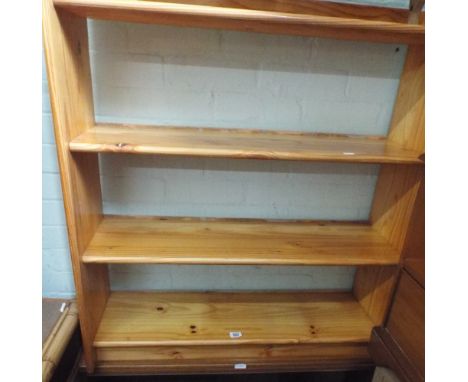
top-left (91, 291), bottom-right (374, 374)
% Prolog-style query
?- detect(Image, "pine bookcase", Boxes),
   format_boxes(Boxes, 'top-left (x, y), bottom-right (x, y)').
top-left (43, 0), bottom-right (425, 375)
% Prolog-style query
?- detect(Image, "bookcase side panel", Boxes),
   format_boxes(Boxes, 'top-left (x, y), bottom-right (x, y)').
top-left (43, 0), bottom-right (109, 372)
top-left (354, 45), bottom-right (424, 325)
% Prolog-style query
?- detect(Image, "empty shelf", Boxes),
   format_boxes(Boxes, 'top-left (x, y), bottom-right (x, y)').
top-left (70, 124), bottom-right (424, 165)
top-left (82, 215), bottom-right (400, 265)
top-left (94, 291), bottom-right (374, 347)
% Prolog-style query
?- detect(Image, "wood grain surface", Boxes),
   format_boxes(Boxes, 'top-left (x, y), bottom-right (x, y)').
top-left (53, 0), bottom-right (424, 44)
top-left (43, 0), bottom-right (110, 371)
top-left (70, 124), bottom-right (424, 164)
top-left (386, 271), bottom-right (425, 376)
top-left (82, 215), bottom-right (400, 265)
top-left (354, 45), bottom-right (425, 326)
top-left (94, 343), bottom-right (372, 374)
top-left (94, 291), bottom-right (374, 347)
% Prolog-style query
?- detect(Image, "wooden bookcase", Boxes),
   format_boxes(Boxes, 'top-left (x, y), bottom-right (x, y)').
top-left (43, 0), bottom-right (425, 375)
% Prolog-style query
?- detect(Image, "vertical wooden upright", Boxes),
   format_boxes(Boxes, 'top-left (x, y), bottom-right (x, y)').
top-left (42, 0), bottom-right (109, 372)
top-left (353, 45), bottom-right (425, 325)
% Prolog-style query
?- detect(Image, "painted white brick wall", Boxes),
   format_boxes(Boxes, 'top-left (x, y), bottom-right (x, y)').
top-left (100, 156), bottom-right (378, 220)
top-left (42, 0), bottom-right (409, 297)
top-left (91, 22), bottom-right (405, 135)
top-left (42, 55), bottom-right (76, 298)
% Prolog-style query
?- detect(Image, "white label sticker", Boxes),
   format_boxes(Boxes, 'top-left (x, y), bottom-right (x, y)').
top-left (343, 152), bottom-right (356, 155)
top-left (229, 331), bottom-right (243, 338)
top-left (234, 363), bottom-right (247, 370)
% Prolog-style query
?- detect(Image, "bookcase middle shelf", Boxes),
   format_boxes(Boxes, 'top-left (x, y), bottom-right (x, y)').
top-left (81, 215), bottom-right (400, 265)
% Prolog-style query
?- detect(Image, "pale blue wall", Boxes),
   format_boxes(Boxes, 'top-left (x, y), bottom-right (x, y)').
top-left (42, 0), bottom-right (409, 297)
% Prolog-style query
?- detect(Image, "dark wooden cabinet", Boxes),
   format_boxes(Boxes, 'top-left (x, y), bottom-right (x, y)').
top-left (387, 271), bottom-right (424, 373)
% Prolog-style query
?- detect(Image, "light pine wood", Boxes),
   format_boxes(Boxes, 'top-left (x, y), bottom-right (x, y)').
top-left (354, 45), bottom-right (425, 325)
top-left (94, 343), bottom-right (372, 374)
top-left (98, 0), bottom-right (414, 23)
top-left (92, 291), bottom-right (374, 372)
top-left (70, 124), bottom-right (424, 165)
top-left (82, 216), bottom-right (400, 266)
top-left (53, 0), bottom-right (424, 44)
top-left (43, 0), bottom-right (109, 372)
top-left (96, 343), bottom-right (370, 363)
top-left (95, 291), bottom-right (374, 347)
top-left (372, 46), bottom-right (425, 251)
top-left (402, 177), bottom-right (424, 286)
top-left (371, 45), bottom-right (425, 252)
top-left (369, 174), bottom-right (424, 379)
top-left (44, 0), bottom-right (425, 374)
top-left (353, 266), bottom-right (399, 325)
top-left (42, 303), bottom-right (79, 382)
top-left (387, 45), bottom-right (425, 154)
top-left (371, 165), bottom-right (424, 255)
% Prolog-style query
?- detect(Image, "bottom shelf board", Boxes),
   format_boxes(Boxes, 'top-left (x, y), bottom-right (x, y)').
top-left (93, 291), bottom-right (374, 372)
top-left (94, 291), bottom-right (374, 347)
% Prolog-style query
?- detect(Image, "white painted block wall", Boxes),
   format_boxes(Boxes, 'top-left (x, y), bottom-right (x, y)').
top-left (42, 0), bottom-right (409, 297)
top-left (43, 55), bottom-right (76, 297)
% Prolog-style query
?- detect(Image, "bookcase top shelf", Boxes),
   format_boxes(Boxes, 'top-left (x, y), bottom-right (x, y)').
top-left (54, 0), bottom-right (424, 44)
top-left (82, 215), bottom-right (400, 265)
top-left (70, 124), bottom-right (424, 165)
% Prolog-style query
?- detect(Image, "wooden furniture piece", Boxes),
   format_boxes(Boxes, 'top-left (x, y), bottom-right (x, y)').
top-left (369, 179), bottom-right (425, 382)
top-left (43, 0), bottom-right (425, 375)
